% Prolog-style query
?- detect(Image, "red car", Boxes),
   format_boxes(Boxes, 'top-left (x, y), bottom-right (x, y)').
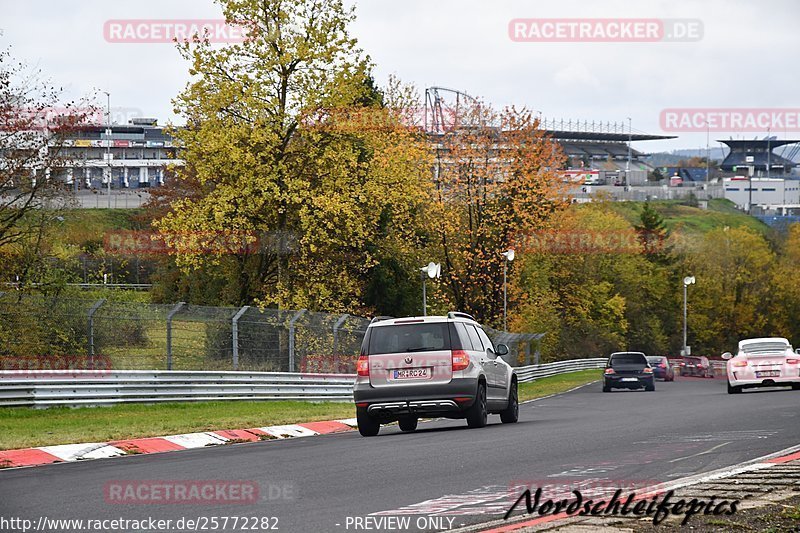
top-left (680, 355), bottom-right (714, 378)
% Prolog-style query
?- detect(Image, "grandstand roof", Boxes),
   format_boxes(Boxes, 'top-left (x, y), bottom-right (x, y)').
top-left (545, 130), bottom-right (675, 143)
top-left (719, 139), bottom-right (800, 172)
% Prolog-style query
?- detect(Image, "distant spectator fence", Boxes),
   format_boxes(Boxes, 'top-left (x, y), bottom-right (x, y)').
top-left (0, 294), bottom-right (545, 373)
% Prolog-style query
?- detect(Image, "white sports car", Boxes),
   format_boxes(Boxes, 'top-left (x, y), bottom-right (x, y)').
top-left (723, 337), bottom-right (800, 394)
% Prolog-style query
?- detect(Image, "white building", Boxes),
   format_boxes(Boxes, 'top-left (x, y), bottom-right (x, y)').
top-left (52, 118), bottom-right (184, 190)
top-left (722, 177), bottom-right (800, 212)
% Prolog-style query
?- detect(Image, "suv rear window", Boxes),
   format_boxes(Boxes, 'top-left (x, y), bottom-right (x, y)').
top-left (610, 353), bottom-right (647, 366)
top-left (368, 323), bottom-right (452, 355)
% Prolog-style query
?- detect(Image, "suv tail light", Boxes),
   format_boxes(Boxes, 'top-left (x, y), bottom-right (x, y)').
top-left (787, 359), bottom-right (799, 364)
top-left (643, 367), bottom-right (654, 374)
top-left (733, 360), bottom-right (748, 367)
top-left (452, 350), bottom-right (470, 371)
top-left (356, 354), bottom-right (369, 376)
top-left (604, 368), bottom-right (615, 374)
top-left (660, 362), bottom-right (667, 368)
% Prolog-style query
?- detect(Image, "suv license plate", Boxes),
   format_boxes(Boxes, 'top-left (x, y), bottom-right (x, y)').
top-left (392, 368), bottom-right (430, 380)
top-left (756, 370), bottom-right (780, 378)
top-left (621, 377), bottom-right (638, 382)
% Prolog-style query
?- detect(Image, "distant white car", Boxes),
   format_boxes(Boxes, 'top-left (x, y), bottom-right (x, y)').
top-left (723, 337), bottom-right (800, 394)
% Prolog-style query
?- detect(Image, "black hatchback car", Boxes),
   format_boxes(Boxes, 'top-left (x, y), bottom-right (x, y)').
top-left (603, 352), bottom-right (655, 392)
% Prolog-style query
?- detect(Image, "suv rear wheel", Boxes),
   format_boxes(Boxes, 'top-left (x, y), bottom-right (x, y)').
top-left (398, 416), bottom-right (418, 432)
top-left (357, 407), bottom-right (380, 437)
top-left (466, 382), bottom-right (488, 428)
top-left (727, 380), bottom-right (742, 394)
top-left (500, 381), bottom-right (519, 424)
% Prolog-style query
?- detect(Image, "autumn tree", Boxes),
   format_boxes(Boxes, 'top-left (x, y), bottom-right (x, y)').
top-left (429, 102), bottom-right (567, 325)
top-left (0, 48), bottom-right (95, 290)
top-left (514, 204), bottom-right (674, 359)
top-left (768, 224), bottom-right (800, 342)
top-left (155, 0), bottom-right (432, 311)
top-left (686, 226), bottom-right (776, 353)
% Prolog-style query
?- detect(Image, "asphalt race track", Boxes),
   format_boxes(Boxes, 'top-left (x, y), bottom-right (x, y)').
top-left (2, 376), bottom-right (799, 532)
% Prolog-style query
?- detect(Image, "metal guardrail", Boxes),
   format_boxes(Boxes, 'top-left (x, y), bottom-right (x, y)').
top-left (0, 358), bottom-right (606, 407)
top-left (514, 358), bottom-right (607, 382)
top-left (0, 370), bottom-right (356, 407)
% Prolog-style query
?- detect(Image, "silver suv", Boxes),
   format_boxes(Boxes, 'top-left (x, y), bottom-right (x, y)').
top-left (352, 312), bottom-right (518, 437)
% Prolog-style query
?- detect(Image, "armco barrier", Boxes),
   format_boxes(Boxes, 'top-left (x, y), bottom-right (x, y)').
top-left (514, 358), bottom-right (606, 382)
top-left (0, 359), bottom-right (606, 407)
top-left (0, 370), bottom-right (356, 407)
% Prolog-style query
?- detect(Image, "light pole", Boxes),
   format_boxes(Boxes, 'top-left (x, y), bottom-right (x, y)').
top-left (767, 128), bottom-right (771, 180)
top-left (419, 262), bottom-right (441, 316)
top-left (103, 91), bottom-right (112, 208)
top-left (703, 119), bottom-right (710, 185)
top-left (626, 117), bottom-right (632, 182)
top-left (683, 276), bottom-right (696, 356)
top-left (502, 249), bottom-right (515, 331)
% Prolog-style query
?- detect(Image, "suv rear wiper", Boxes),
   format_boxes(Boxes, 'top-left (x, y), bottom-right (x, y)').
top-left (405, 347), bottom-right (437, 352)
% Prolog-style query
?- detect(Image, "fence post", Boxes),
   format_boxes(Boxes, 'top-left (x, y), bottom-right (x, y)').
top-left (524, 341), bottom-right (531, 366)
top-left (288, 309), bottom-right (307, 372)
top-left (166, 302), bottom-right (185, 371)
top-left (87, 299), bottom-right (107, 368)
top-left (332, 313), bottom-right (349, 355)
top-left (231, 305), bottom-right (250, 371)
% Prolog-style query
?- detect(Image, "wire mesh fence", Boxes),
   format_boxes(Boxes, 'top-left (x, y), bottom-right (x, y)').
top-left (0, 294), bottom-right (544, 373)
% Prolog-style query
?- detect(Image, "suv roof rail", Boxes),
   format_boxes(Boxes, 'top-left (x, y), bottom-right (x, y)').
top-left (447, 311), bottom-right (476, 322)
top-left (370, 316), bottom-right (394, 325)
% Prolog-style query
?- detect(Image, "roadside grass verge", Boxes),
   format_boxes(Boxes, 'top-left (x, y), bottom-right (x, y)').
top-left (0, 401), bottom-right (356, 451)
top-left (518, 369), bottom-right (601, 402)
top-left (0, 370), bottom-right (600, 450)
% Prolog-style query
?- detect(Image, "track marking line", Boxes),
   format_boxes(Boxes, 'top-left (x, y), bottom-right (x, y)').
top-left (668, 441), bottom-right (731, 463)
top-left (520, 380), bottom-right (599, 405)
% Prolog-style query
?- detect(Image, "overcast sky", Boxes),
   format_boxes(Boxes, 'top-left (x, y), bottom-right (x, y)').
top-left (1, 0), bottom-right (797, 153)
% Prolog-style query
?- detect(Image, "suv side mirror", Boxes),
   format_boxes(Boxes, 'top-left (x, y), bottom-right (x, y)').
top-left (495, 344), bottom-right (509, 357)
top-left (795, 348), bottom-right (800, 355)
top-left (721, 352), bottom-right (733, 360)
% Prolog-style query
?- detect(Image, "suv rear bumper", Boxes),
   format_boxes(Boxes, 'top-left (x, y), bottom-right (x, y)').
top-left (367, 399), bottom-right (461, 418)
top-left (353, 377), bottom-right (479, 418)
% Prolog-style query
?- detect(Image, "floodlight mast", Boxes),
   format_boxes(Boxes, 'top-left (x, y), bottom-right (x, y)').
top-left (502, 250), bottom-right (515, 331)
top-left (682, 276), bottom-right (696, 356)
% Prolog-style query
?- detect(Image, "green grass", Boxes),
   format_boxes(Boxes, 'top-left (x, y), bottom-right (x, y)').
top-left (0, 401), bottom-right (356, 450)
top-left (518, 369), bottom-right (600, 402)
top-left (602, 199), bottom-right (771, 236)
top-left (781, 504), bottom-right (800, 521)
top-left (0, 370), bottom-right (600, 450)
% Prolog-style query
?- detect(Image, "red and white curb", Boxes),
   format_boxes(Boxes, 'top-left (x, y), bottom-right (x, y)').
top-left (0, 418), bottom-right (358, 470)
